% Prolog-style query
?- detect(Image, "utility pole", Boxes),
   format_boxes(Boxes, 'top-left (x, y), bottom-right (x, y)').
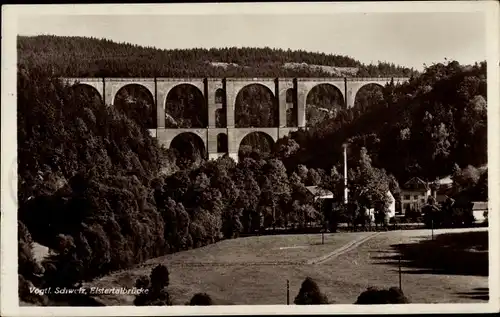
top-left (398, 255), bottom-right (402, 291)
top-left (343, 144), bottom-right (348, 204)
top-left (286, 280), bottom-right (290, 305)
top-left (431, 219), bottom-right (434, 240)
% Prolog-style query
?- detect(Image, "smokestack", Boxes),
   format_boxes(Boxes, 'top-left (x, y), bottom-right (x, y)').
top-left (343, 144), bottom-right (348, 204)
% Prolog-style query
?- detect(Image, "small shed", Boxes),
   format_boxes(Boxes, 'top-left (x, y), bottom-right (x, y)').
top-left (305, 186), bottom-right (334, 201)
top-left (305, 186), bottom-right (335, 219)
top-left (471, 201), bottom-right (488, 223)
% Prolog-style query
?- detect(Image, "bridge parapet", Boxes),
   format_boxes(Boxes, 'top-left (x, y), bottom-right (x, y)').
top-left (345, 77), bottom-right (410, 82)
top-left (62, 76), bottom-right (411, 83)
top-left (61, 77), bottom-right (102, 83)
top-left (296, 77), bottom-right (345, 82)
top-left (346, 77), bottom-right (391, 82)
top-left (393, 77), bottom-right (411, 82)
top-left (225, 77), bottom-right (277, 82)
top-left (156, 77), bottom-right (206, 82)
top-left (105, 77), bottom-right (155, 82)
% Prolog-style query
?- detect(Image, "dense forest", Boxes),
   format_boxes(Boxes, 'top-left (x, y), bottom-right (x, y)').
top-left (18, 35), bottom-right (418, 78)
top-left (17, 35), bottom-right (487, 305)
top-left (290, 60), bottom-right (488, 181)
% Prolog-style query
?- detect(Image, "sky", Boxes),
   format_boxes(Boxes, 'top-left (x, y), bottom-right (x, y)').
top-left (16, 11), bottom-right (487, 71)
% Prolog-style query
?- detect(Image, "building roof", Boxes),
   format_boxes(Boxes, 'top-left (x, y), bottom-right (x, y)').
top-left (305, 186), bottom-right (334, 199)
top-left (437, 176), bottom-right (453, 186)
top-left (403, 177), bottom-right (430, 191)
top-left (472, 201), bottom-right (488, 211)
top-left (32, 242), bottom-right (51, 263)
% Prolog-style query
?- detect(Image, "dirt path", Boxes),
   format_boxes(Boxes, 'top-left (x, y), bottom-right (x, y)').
top-left (307, 232), bottom-right (381, 265)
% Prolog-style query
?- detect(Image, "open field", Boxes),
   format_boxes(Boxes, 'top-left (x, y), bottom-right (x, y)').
top-left (86, 228), bottom-right (488, 305)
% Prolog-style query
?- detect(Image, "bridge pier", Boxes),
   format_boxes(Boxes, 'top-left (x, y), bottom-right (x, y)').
top-left (207, 79), bottom-right (224, 128)
top-left (207, 128), bottom-right (228, 160)
top-left (278, 78), bottom-right (295, 128)
top-left (345, 81), bottom-right (367, 109)
top-left (224, 80), bottom-right (237, 128)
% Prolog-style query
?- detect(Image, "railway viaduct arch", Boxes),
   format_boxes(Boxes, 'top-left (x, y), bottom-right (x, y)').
top-left (62, 76), bottom-right (409, 162)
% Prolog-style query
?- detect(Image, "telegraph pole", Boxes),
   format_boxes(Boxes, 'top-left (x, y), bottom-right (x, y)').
top-left (398, 255), bottom-right (402, 291)
top-left (343, 144), bottom-right (348, 204)
top-left (431, 219), bottom-right (434, 240)
top-left (286, 280), bottom-right (290, 305)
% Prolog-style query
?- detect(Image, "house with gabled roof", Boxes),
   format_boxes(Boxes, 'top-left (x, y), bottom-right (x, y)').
top-left (400, 177), bottom-right (432, 214)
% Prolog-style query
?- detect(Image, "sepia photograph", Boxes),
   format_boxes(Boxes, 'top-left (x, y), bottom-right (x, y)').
top-left (1, 1), bottom-right (499, 316)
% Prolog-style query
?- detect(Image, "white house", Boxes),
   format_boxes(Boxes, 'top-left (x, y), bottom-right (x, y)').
top-left (401, 177), bottom-right (432, 213)
top-left (364, 190), bottom-right (396, 222)
top-left (472, 201), bottom-right (488, 223)
top-left (386, 190), bottom-right (396, 218)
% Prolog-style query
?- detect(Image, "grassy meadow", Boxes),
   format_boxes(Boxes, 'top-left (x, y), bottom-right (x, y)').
top-left (86, 228), bottom-right (488, 305)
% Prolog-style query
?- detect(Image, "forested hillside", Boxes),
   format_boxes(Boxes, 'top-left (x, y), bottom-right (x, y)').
top-left (18, 35), bottom-right (417, 78)
top-left (289, 60), bottom-right (488, 182)
top-left (17, 35), bottom-right (487, 305)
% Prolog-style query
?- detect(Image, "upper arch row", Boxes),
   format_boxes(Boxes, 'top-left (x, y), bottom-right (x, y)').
top-left (62, 76), bottom-right (410, 110)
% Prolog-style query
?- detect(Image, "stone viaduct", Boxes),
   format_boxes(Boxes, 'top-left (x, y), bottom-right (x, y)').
top-left (62, 77), bottom-right (409, 162)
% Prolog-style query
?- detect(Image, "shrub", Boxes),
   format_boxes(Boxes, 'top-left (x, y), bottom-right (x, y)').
top-left (134, 265), bottom-right (172, 306)
top-left (150, 264), bottom-right (169, 290)
top-left (189, 293), bottom-right (214, 305)
top-left (355, 286), bottom-right (410, 304)
top-left (135, 275), bottom-right (150, 289)
top-left (294, 277), bottom-right (329, 305)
